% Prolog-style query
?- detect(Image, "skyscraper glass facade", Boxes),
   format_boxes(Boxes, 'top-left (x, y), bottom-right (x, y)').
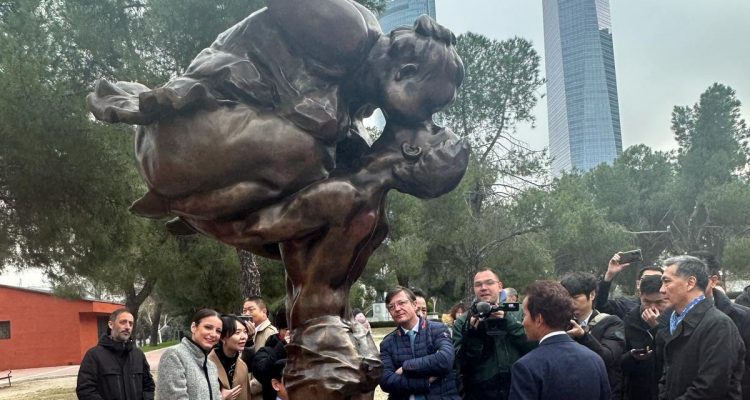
top-left (542, 0), bottom-right (622, 174)
top-left (379, 0), bottom-right (436, 33)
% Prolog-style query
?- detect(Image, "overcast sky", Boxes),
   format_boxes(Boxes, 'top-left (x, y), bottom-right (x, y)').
top-left (433, 0), bottom-right (750, 153)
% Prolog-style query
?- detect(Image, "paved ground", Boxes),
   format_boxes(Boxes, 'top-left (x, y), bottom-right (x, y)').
top-left (0, 336), bottom-right (392, 399)
top-left (3, 346), bottom-right (171, 384)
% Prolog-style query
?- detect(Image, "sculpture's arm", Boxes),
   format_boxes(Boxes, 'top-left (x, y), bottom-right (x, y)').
top-left (240, 180), bottom-right (359, 245)
top-left (265, 0), bottom-right (378, 66)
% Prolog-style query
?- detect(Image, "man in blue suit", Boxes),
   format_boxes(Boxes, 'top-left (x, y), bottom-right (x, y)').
top-left (379, 286), bottom-right (460, 399)
top-left (509, 281), bottom-right (610, 400)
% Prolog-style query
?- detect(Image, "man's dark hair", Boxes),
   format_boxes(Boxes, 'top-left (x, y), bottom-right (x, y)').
top-left (411, 288), bottom-right (427, 300)
top-left (270, 359), bottom-right (286, 381)
top-left (639, 275), bottom-right (663, 295)
top-left (385, 286), bottom-right (416, 305)
top-left (272, 305), bottom-right (288, 330)
top-left (688, 250), bottom-right (721, 277)
top-left (525, 281), bottom-right (574, 331)
top-left (637, 265), bottom-right (663, 280)
top-left (109, 308), bottom-right (132, 322)
top-left (560, 272), bottom-right (598, 298)
top-left (244, 296), bottom-right (268, 312)
top-left (474, 268), bottom-right (501, 283)
top-left (663, 255), bottom-right (709, 291)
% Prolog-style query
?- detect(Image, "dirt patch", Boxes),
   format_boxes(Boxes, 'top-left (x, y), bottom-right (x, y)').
top-left (0, 375), bottom-right (389, 399)
top-left (0, 376), bottom-right (77, 400)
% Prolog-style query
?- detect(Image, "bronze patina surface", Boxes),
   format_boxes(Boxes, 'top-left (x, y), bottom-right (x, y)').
top-left (86, 1), bottom-right (468, 398)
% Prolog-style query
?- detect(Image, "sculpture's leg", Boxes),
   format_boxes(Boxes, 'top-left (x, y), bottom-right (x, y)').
top-left (284, 316), bottom-right (382, 399)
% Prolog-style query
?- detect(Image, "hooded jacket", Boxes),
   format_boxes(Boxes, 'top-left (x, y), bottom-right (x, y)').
top-left (76, 335), bottom-right (155, 400)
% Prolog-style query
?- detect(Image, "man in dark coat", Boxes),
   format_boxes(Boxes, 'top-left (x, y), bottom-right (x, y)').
top-left (509, 280), bottom-right (610, 400)
top-left (76, 308), bottom-right (155, 400)
top-left (620, 275), bottom-right (668, 400)
top-left (659, 255), bottom-right (745, 400)
top-left (689, 250), bottom-right (750, 399)
top-left (596, 252), bottom-right (664, 319)
top-left (561, 272), bottom-right (625, 400)
top-left (380, 286), bottom-right (459, 399)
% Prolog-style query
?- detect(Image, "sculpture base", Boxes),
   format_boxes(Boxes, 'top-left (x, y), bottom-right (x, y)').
top-left (285, 315), bottom-right (382, 399)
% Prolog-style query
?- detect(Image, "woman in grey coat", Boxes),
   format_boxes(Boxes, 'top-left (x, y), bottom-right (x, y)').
top-left (157, 309), bottom-right (223, 400)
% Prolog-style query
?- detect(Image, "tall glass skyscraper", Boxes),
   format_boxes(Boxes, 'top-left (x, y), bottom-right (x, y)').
top-left (543, 0), bottom-right (622, 174)
top-left (379, 0), bottom-right (436, 33)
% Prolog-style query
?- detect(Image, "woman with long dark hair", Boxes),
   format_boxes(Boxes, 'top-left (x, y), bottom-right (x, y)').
top-left (157, 308), bottom-right (223, 400)
top-left (209, 315), bottom-right (253, 400)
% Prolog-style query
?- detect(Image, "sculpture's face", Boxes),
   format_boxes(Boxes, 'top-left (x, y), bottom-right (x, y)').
top-left (381, 61), bottom-right (458, 123)
top-left (377, 34), bottom-right (462, 124)
top-left (390, 123), bottom-right (470, 199)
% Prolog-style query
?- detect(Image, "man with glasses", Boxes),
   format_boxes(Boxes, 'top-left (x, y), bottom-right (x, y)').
top-left (379, 286), bottom-right (459, 399)
top-left (453, 269), bottom-right (534, 400)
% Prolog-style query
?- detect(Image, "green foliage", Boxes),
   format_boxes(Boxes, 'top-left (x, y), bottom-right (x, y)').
top-left (723, 237), bottom-right (750, 277)
top-left (441, 32), bottom-right (547, 208)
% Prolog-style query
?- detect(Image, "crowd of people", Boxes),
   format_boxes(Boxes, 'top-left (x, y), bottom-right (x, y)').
top-left (75, 251), bottom-right (749, 400)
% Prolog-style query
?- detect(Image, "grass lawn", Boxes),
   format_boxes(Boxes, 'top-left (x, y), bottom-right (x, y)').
top-left (139, 339), bottom-right (178, 353)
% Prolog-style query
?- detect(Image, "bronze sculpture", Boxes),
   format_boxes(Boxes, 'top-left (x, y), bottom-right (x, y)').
top-left (86, 0), bottom-right (468, 398)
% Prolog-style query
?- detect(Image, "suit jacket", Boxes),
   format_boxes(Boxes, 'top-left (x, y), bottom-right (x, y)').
top-left (509, 333), bottom-right (610, 400)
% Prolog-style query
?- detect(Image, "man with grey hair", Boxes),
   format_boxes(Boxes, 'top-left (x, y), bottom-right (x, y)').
top-left (659, 255), bottom-right (744, 400)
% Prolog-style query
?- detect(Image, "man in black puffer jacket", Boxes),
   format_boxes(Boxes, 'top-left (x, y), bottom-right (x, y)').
top-left (76, 309), bottom-right (155, 400)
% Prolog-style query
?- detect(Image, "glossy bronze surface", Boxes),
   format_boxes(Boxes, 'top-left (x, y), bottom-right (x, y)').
top-left (86, 1), bottom-right (468, 398)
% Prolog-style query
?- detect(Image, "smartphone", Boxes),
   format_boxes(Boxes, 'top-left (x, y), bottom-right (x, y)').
top-left (618, 249), bottom-right (643, 264)
top-left (238, 315), bottom-right (252, 323)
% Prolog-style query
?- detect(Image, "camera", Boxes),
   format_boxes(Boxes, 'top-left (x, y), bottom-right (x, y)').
top-left (238, 315), bottom-right (252, 323)
top-left (618, 249), bottom-right (643, 264)
top-left (471, 300), bottom-right (520, 320)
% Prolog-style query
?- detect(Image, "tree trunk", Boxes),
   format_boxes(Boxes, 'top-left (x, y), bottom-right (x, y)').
top-left (149, 302), bottom-right (163, 346)
top-left (125, 278), bottom-right (157, 336)
top-left (238, 249), bottom-right (262, 299)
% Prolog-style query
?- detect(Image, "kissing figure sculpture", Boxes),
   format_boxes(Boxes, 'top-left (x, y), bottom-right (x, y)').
top-left (86, 0), bottom-right (469, 398)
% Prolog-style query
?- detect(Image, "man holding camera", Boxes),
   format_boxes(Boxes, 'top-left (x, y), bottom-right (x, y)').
top-left (453, 269), bottom-right (534, 400)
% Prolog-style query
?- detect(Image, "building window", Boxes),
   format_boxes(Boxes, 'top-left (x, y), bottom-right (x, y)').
top-left (0, 321), bottom-right (10, 340)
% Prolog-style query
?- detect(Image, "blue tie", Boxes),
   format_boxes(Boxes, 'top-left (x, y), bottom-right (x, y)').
top-left (407, 329), bottom-right (417, 351)
top-left (406, 330), bottom-right (426, 400)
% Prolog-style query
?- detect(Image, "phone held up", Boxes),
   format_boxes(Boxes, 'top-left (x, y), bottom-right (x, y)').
top-left (618, 249), bottom-right (643, 265)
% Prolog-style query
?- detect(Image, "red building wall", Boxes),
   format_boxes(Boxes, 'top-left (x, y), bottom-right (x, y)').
top-left (0, 285), bottom-right (123, 370)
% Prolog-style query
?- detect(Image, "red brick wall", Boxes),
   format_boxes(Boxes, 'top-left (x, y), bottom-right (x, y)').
top-left (0, 286), bottom-right (122, 370)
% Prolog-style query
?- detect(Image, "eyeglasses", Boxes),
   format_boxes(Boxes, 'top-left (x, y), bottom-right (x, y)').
top-left (473, 279), bottom-right (499, 288)
top-left (387, 299), bottom-right (411, 311)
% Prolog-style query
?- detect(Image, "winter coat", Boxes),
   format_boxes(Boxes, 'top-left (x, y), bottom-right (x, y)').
top-left (156, 337), bottom-right (221, 400)
top-left (452, 311), bottom-right (535, 400)
top-left (659, 297), bottom-right (745, 400)
top-left (76, 335), bottom-right (155, 400)
top-left (596, 279), bottom-right (639, 320)
top-left (575, 310), bottom-right (625, 400)
top-left (380, 317), bottom-right (459, 399)
top-left (620, 304), bottom-right (663, 400)
top-left (241, 319), bottom-right (278, 400)
top-left (251, 334), bottom-right (287, 400)
top-left (713, 288), bottom-right (750, 400)
top-left (208, 348), bottom-right (250, 400)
